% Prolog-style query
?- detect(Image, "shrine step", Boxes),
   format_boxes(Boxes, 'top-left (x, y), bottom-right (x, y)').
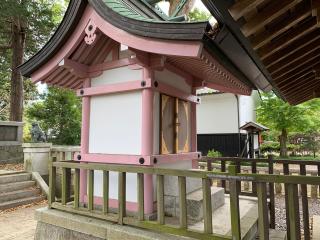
top-left (313, 215), bottom-right (320, 240)
top-left (0, 188), bottom-right (41, 203)
top-left (185, 186), bottom-right (225, 220)
top-left (269, 229), bottom-right (287, 240)
top-left (164, 186), bottom-right (225, 220)
top-left (0, 195), bottom-right (45, 210)
top-left (0, 180), bottom-right (35, 193)
top-left (0, 172), bottom-right (31, 184)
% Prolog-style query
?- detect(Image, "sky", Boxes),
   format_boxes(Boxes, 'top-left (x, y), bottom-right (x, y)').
top-left (158, 0), bottom-right (210, 14)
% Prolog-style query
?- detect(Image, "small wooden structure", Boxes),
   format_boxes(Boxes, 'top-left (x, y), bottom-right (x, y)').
top-left (239, 121), bottom-right (269, 158)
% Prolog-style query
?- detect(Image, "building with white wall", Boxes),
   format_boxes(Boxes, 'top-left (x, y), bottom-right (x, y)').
top-left (197, 90), bottom-right (260, 157)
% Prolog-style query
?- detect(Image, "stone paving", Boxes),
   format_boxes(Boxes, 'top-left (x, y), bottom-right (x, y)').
top-left (0, 203), bottom-right (46, 240)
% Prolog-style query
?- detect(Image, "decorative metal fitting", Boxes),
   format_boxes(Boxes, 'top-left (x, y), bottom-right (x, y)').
top-left (77, 155), bottom-right (81, 160)
top-left (141, 81), bottom-right (146, 87)
top-left (153, 158), bottom-right (157, 164)
top-left (154, 81), bottom-right (159, 88)
top-left (198, 154), bottom-right (201, 158)
top-left (84, 19), bottom-right (97, 45)
top-left (80, 89), bottom-right (84, 95)
top-left (139, 157), bottom-right (145, 164)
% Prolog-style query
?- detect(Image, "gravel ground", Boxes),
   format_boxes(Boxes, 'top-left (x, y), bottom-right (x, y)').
top-left (0, 163), bottom-right (24, 172)
top-left (275, 195), bottom-right (320, 236)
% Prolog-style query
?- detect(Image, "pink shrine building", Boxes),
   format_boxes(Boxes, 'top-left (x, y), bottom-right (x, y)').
top-left (20, 0), bottom-right (269, 217)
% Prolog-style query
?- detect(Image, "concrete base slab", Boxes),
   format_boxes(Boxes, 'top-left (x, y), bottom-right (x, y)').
top-left (313, 215), bottom-right (320, 240)
top-left (189, 196), bottom-right (258, 240)
top-left (269, 229), bottom-right (287, 240)
top-left (35, 207), bottom-right (195, 240)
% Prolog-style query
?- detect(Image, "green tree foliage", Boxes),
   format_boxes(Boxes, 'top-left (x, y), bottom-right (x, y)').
top-left (0, 0), bottom-right (67, 120)
top-left (188, 8), bottom-right (211, 21)
top-left (257, 92), bottom-right (320, 157)
top-left (26, 87), bottom-right (81, 145)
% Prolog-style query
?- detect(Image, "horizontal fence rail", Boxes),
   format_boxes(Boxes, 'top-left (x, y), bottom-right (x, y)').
top-left (200, 156), bottom-right (320, 240)
top-left (48, 157), bottom-right (320, 240)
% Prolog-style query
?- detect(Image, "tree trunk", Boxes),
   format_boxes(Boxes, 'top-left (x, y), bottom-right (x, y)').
top-left (169, 0), bottom-right (196, 16)
top-left (279, 129), bottom-right (288, 157)
top-left (10, 18), bottom-right (26, 122)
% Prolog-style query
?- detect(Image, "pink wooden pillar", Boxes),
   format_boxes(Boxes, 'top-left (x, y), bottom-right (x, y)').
top-left (80, 78), bottom-right (91, 202)
top-left (141, 67), bottom-right (154, 214)
top-left (191, 87), bottom-right (198, 169)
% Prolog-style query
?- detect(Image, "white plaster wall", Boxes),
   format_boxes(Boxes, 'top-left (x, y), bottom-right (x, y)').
top-left (197, 93), bottom-right (238, 134)
top-left (91, 67), bottom-right (142, 86)
top-left (89, 91), bottom-right (142, 155)
top-left (94, 171), bottom-right (137, 202)
top-left (197, 91), bottom-right (260, 134)
top-left (239, 91), bottom-right (259, 131)
top-left (155, 69), bottom-right (191, 93)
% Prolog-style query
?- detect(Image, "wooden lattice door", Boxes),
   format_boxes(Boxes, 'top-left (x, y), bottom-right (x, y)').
top-left (160, 94), bottom-right (190, 154)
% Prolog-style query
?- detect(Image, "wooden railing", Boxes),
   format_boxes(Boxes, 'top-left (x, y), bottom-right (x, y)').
top-left (200, 156), bottom-right (320, 239)
top-left (48, 158), bottom-right (320, 240)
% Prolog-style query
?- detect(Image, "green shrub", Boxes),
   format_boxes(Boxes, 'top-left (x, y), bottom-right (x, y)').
top-left (207, 149), bottom-right (222, 157)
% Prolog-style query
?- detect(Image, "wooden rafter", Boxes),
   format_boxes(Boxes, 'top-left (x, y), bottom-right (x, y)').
top-left (241, 0), bottom-right (301, 37)
top-left (267, 38), bottom-right (320, 73)
top-left (281, 75), bottom-right (317, 93)
top-left (274, 59), bottom-right (320, 83)
top-left (228, 0), bottom-right (265, 21)
top-left (263, 29), bottom-right (320, 67)
top-left (251, 6), bottom-right (311, 49)
top-left (271, 49), bottom-right (320, 79)
top-left (278, 70), bottom-right (314, 89)
top-left (258, 17), bottom-right (318, 59)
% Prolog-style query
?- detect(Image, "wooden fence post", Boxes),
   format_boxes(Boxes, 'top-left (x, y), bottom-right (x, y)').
top-left (228, 165), bottom-right (241, 240)
top-left (257, 182), bottom-right (269, 240)
top-left (268, 155), bottom-right (275, 229)
top-left (48, 157), bottom-right (56, 208)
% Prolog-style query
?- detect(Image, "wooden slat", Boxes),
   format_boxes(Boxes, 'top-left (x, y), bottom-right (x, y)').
top-left (268, 155), bottom-right (275, 229)
top-left (202, 178), bottom-right (212, 234)
top-left (241, 0), bottom-right (301, 37)
top-left (228, 165), bottom-right (241, 240)
top-left (283, 163), bottom-right (291, 238)
top-left (287, 184), bottom-right (301, 240)
top-left (259, 17), bottom-right (318, 59)
top-left (228, 0), bottom-right (265, 21)
top-left (267, 39), bottom-right (320, 74)
top-left (61, 167), bottom-right (67, 205)
top-left (283, 78), bottom-right (320, 100)
top-left (178, 176), bottom-right (187, 228)
top-left (272, 49), bottom-right (320, 79)
top-left (300, 165), bottom-right (310, 240)
top-left (157, 175), bottom-right (165, 225)
top-left (103, 170), bottom-right (109, 214)
top-left (275, 59), bottom-right (320, 83)
top-left (221, 160), bottom-right (226, 189)
top-left (74, 168), bottom-right (80, 209)
top-left (251, 5), bottom-right (311, 49)
top-left (278, 69), bottom-right (314, 89)
top-left (48, 163), bottom-right (56, 208)
top-left (88, 169), bottom-right (94, 211)
top-left (280, 74), bottom-right (315, 93)
top-left (257, 182), bottom-right (269, 240)
top-left (251, 161), bottom-right (257, 194)
top-left (137, 173), bottom-right (144, 221)
top-left (118, 172), bottom-right (126, 225)
top-left (263, 29), bottom-right (320, 68)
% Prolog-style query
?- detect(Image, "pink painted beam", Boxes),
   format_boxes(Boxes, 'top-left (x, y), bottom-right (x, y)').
top-left (83, 154), bottom-right (152, 166)
top-left (191, 87), bottom-right (198, 169)
top-left (80, 78), bottom-right (91, 202)
top-left (141, 67), bottom-right (154, 215)
top-left (153, 152), bottom-right (201, 164)
top-left (76, 79), bottom-right (151, 97)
